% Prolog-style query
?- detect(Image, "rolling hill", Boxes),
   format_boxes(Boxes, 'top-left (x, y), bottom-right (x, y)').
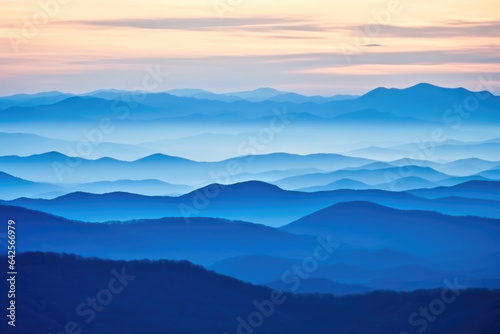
top-left (281, 201), bottom-right (500, 258)
top-left (0, 152), bottom-right (372, 184)
top-left (2, 252), bottom-right (499, 334)
top-left (0, 203), bottom-right (316, 266)
top-left (4, 180), bottom-right (500, 224)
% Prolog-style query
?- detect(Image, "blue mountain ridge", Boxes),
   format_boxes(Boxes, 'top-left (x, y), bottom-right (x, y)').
top-left (2, 180), bottom-right (500, 224)
top-left (2, 83), bottom-right (499, 123)
top-left (2, 201), bottom-right (499, 293)
top-left (2, 252), bottom-right (499, 334)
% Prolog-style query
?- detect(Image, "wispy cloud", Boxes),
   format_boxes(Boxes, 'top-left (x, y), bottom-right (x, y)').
top-left (295, 63), bottom-right (500, 76)
top-left (1, 0), bottom-right (499, 95)
top-left (346, 20), bottom-right (500, 38)
top-left (59, 17), bottom-right (326, 33)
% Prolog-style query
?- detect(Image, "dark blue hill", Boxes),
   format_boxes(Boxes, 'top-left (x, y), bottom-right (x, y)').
top-left (1, 252), bottom-right (499, 334)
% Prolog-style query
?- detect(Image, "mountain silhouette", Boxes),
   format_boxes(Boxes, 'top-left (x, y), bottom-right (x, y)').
top-left (4, 180), bottom-right (500, 223)
top-left (0, 171), bottom-right (62, 200)
top-left (4, 84), bottom-right (498, 124)
top-left (281, 201), bottom-right (500, 258)
top-left (273, 165), bottom-right (451, 189)
top-left (2, 252), bottom-right (499, 334)
top-left (408, 180), bottom-right (500, 201)
top-left (0, 203), bottom-right (316, 266)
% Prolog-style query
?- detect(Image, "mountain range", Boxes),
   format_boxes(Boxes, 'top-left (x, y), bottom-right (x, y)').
top-left (1, 83), bottom-right (499, 316)
top-left (2, 200), bottom-right (500, 293)
top-left (3, 252), bottom-right (499, 334)
top-left (3, 179), bottom-right (500, 224)
top-left (2, 84), bottom-right (499, 124)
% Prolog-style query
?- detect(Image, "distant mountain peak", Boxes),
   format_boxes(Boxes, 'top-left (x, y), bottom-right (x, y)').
top-left (185, 180), bottom-right (285, 197)
top-left (0, 91), bottom-right (68, 99)
top-left (166, 88), bottom-right (213, 96)
top-left (408, 82), bottom-right (440, 90)
top-left (364, 83), bottom-right (462, 96)
top-left (250, 87), bottom-right (282, 93)
top-left (29, 151), bottom-right (72, 159)
top-left (135, 153), bottom-right (193, 163)
top-left (223, 87), bottom-right (287, 100)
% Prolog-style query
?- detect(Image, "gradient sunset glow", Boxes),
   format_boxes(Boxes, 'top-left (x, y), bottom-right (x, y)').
top-left (1, 0), bottom-right (499, 95)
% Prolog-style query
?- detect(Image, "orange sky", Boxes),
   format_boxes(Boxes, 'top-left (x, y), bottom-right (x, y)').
top-left (1, 0), bottom-right (499, 95)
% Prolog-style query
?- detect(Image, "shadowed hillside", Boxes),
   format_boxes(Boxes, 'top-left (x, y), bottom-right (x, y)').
top-left (1, 252), bottom-right (499, 334)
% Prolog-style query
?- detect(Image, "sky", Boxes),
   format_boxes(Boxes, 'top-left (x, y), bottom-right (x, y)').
top-left (1, 0), bottom-right (500, 95)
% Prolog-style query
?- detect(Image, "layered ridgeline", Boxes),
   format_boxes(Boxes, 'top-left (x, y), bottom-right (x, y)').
top-left (0, 151), bottom-right (499, 198)
top-left (2, 180), bottom-right (500, 224)
top-left (1, 84), bottom-right (499, 122)
top-left (0, 84), bottom-right (499, 299)
top-left (0, 84), bottom-right (500, 163)
top-left (2, 197), bottom-right (500, 294)
top-left (1, 252), bottom-right (499, 334)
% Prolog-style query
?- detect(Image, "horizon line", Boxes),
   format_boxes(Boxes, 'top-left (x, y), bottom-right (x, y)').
top-left (1, 82), bottom-right (498, 99)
